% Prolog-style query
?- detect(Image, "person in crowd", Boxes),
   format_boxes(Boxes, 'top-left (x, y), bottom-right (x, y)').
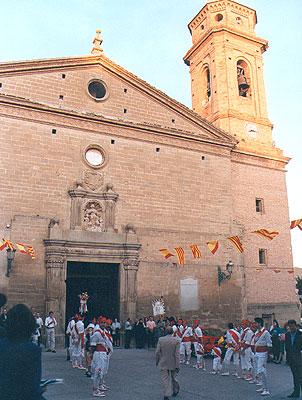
top-left (124, 318), bottom-right (133, 349)
top-left (210, 341), bottom-right (222, 374)
top-left (135, 318), bottom-right (146, 349)
top-left (85, 323), bottom-right (95, 377)
top-left (146, 316), bottom-right (156, 348)
top-left (270, 319), bottom-right (282, 363)
top-left (35, 312), bottom-right (44, 347)
top-left (45, 311), bottom-right (57, 353)
top-left (285, 319), bottom-right (302, 398)
top-left (0, 304), bottom-right (44, 400)
top-left (111, 318), bottom-right (121, 347)
top-left (66, 315), bottom-right (76, 361)
top-left (221, 322), bottom-right (241, 377)
top-left (253, 317), bottom-right (272, 396)
top-left (154, 316), bottom-right (165, 346)
top-left (70, 314), bottom-right (85, 369)
top-left (156, 325), bottom-right (180, 400)
top-left (180, 321), bottom-right (193, 365)
top-left (240, 320), bottom-right (254, 380)
top-left (278, 323), bottom-right (287, 364)
top-left (90, 317), bottom-right (113, 397)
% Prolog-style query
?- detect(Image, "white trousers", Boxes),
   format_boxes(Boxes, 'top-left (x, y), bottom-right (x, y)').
top-left (241, 347), bottom-right (253, 371)
top-left (222, 348), bottom-right (240, 373)
top-left (70, 338), bottom-right (84, 366)
top-left (92, 351), bottom-right (108, 390)
top-left (180, 342), bottom-right (191, 361)
top-left (46, 328), bottom-right (55, 351)
top-left (255, 352), bottom-right (268, 390)
top-left (213, 357), bottom-right (222, 372)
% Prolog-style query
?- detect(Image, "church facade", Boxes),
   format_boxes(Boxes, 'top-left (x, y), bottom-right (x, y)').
top-left (0, 0), bottom-right (299, 339)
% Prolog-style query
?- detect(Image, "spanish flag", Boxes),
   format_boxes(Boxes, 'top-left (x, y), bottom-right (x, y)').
top-left (252, 229), bottom-right (279, 241)
top-left (159, 248), bottom-right (174, 259)
top-left (228, 236), bottom-right (244, 253)
top-left (27, 246), bottom-right (36, 260)
top-left (174, 247), bottom-right (185, 266)
top-left (189, 244), bottom-right (202, 259)
top-left (16, 243), bottom-right (28, 254)
top-left (207, 240), bottom-right (219, 255)
top-left (290, 219), bottom-right (302, 230)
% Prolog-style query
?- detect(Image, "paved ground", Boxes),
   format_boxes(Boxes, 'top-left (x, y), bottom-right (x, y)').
top-left (43, 348), bottom-right (293, 400)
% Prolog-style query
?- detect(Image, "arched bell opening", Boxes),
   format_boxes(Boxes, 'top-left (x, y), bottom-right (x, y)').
top-left (237, 60), bottom-right (250, 97)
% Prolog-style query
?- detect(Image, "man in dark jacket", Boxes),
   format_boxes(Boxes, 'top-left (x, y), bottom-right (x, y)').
top-left (285, 320), bottom-right (302, 398)
top-left (0, 293), bottom-right (7, 337)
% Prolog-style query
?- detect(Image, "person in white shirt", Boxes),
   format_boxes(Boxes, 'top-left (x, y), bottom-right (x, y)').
top-left (240, 319), bottom-right (254, 381)
top-left (111, 318), bottom-right (121, 347)
top-left (35, 312), bottom-right (43, 346)
top-left (180, 322), bottom-right (193, 365)
top-left (70, 315), bottom-right (85, 369)
top-left (45, 311), bottom-right (57, 352)
top-left (253, 317), bottom-right (272, 397)
top-left (192, 320), bottom-right (204, 369)
top-left (66, 315), bottom-right (76, 362)
top-left (221, 322), bottom-right (241, 377)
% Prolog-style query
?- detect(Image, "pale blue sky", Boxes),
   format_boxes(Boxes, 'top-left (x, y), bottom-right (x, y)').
top-left (0, 0), bottom-right (301, 265)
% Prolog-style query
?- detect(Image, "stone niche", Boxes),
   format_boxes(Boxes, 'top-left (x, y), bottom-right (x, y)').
top-left (68, 176), bottom-right (118, 233)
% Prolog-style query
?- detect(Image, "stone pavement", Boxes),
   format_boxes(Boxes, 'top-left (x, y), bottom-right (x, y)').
top-left (43, 349), bottom-right (293, 400)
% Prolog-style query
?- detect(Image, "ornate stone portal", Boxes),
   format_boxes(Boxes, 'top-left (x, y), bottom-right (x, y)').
top-left (44, 180), bottom-right (141, 342)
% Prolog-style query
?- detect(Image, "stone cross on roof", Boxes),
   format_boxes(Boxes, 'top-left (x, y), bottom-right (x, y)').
top-left (91, 29), bottom-right (103, 55)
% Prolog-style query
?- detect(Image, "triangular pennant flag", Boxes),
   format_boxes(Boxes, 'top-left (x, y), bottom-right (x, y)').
top-left (255, 268), bottom-right (263, 272)
top-left (207, 240), bottom-right (219, 255)
top-left (288, 270), bottom-right (294, 274)
top-left (290, 219), bottom-right (302, 230)
top-left (174, 247), bottom-right (185, 266)
top-left (189, 244), bottom-right (202, 259)
top-left (228, 236), bottom-right (244, 253)
top-left (16, 243), bottom-right (28, 254)
top-left (252, 229), bottom-right (279, 241)
top-left (27, 245), bottom-right (36, 260)
top-left (159, 248), bottom-right (174, 259)
top-left (273, 269), bottom-right (281, 273)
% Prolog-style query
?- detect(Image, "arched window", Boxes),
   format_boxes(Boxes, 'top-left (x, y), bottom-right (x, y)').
top-left (237, 60), bottom-right (250, 97)
top-left (201, 65), bottom-right (211, 105)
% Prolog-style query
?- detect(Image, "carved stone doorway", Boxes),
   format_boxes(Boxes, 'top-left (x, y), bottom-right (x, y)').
top-left (65, 261), bottom-right (120, 325)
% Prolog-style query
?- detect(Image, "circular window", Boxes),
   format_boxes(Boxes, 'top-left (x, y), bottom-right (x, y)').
top-left (215, 13), bottom-right (223, 22)
top-left (84, 145), bottom-right (105, 168)
top-left (88, 80), bottom-right (107, 100)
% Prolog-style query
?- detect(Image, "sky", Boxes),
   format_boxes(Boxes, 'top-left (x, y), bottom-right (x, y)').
top-left (0, 0), bottom-right (301, 266)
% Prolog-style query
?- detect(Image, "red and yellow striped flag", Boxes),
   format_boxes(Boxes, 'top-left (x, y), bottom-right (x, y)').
top-left (27, 245), bottom-right (36, 260)
top-left (290, 219), bottom-right (302, 230)
top-left (189, 244), bottom-right (202, 259)
top-left (252, 229), bottom-right (279, 241)
top-left (288, 270), bottom-right (294, 274)
top-left (228, 236), bottom-right (244, 253)
top-left (273, 269), bottom-right (281, 273)
top-left (159, 248), bottom-right (174, 259)
top-left (16, 243), bottom-right (28, 254)
top-left (0, 239), bottom-right (14, 251)
top-left (174, 247), bottom-right (185, 266)
top-left (207, 240), bottom-right (219, 255)
top-left (0, 239), bottom-right (7, 251)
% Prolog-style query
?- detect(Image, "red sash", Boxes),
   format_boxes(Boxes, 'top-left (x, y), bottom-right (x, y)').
top-left (228, 329), bottom-right (240, 351)
top-left (96, 344), bottom-right (107, 352)
top-left (213, 347), bottom-right (222, 358)
top-left (182, 327), bottom-right (191, 343)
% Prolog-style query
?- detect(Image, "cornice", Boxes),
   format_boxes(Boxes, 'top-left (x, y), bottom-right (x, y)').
top-left (0, 94), bottom-right (235, 154)
top-left (231, 148), bottom-right (290, 171)
top-left (184, 27), bottom-right (268, 64)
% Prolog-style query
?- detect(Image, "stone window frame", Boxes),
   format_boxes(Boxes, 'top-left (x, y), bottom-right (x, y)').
top-left (255, 198), bottom-right (264, 214)
top-left (258, 248), bottom-right (267, 265)
top-left (86, 78), bottom-right (109, 102)
top-left (83, 144), bottom-right (108, 170)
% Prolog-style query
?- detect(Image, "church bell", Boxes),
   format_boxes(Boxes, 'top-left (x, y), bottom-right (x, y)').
top-left (237, 74), bottom-right (250, 90)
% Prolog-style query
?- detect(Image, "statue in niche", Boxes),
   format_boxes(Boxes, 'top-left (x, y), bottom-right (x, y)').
top-left (83, 201), bottom-right (104, 231)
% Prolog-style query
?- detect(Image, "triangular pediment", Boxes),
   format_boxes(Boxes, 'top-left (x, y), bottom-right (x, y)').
top-left (0, 54), bottom-right (235, 147)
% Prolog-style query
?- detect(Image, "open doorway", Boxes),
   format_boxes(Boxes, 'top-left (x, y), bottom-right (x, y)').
top-left (65, 261), bottom-right (119, 325)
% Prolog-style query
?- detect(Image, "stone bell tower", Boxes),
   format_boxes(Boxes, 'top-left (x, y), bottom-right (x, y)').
top-left (184, 0), bottom-right (274, 151)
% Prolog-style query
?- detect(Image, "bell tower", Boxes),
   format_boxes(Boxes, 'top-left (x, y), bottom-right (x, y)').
top-left (184, 0), bottom-right (273, 150)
